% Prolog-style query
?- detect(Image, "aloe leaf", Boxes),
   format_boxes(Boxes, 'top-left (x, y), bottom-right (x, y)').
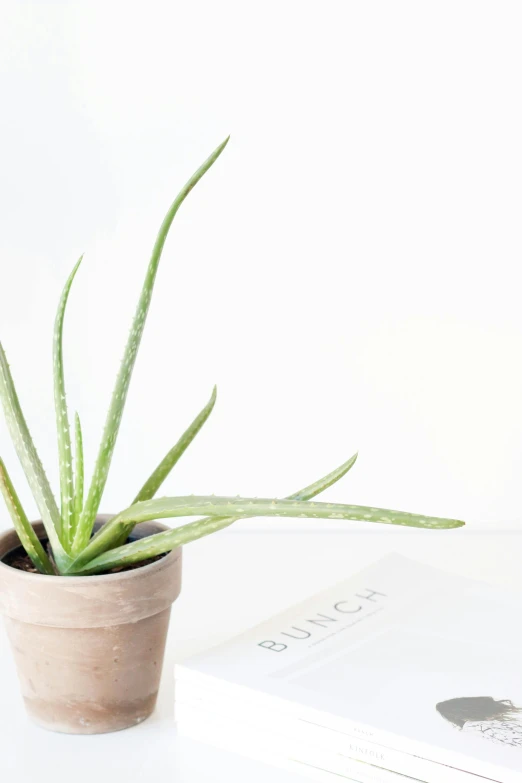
top-left (73, 452), bottom-right (359, 570)
top-left (73, 137), bottom-right (230, 555)
top-left (0, 459), bottom-right (55, 575)
top-left (73, 412), bottom-right (84, 533)
top-left (0, 343), bottom-right (70, 572)
top-left (173, 450), bottom-right (359, 541)
top-left (289, 452), bottom-right (358, 501)
top-left (132, 385), bottom-right (217, 504)
top-left (164, 451), bottom-right (359, 534)
top-left (54, 256), bottom-right (82, 549)
top-left (109, 385), bottom-right (217, 550)
top-left (106, 495), bottom-right (465, 532)
top-left (73, 452), bottom-right (360, 574)
top-left (111, 448), bottom-right (356, 555)
top-left (67, 492), bottom-right (464, 574)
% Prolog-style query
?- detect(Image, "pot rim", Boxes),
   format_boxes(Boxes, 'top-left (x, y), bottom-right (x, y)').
top-left (0, 514), bottom-right (179, 584)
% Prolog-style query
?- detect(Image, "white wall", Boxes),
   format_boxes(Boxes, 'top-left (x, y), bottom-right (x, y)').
top-left (1, 1), bottom-right (521, 534)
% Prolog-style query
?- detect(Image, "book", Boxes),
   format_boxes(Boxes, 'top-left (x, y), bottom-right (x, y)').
top-left (177, 701), bottom-right (418, 783)
top-left (175, 553), bottom-right (522, 783)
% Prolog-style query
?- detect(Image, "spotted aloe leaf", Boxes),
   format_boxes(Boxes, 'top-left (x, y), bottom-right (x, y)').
top-left (67, 488), bottom-right (464, 574)
top-left (71, 452), bottom-right (360, 574)
top-left (73, 412), bottom-right (84, 533)
top-left (109, 386), bottom-right (218, 550)
top-left (289, 452), bottom-right (358, 501)
top-left (0, 459), bottom-right (54, 575)
top-left (53, 256), bottom-right (82, 549)
top-left (0, 344), bottom-right (70, 571)
top-left (133, 385), bottom-right (217, 504)
top-left (72, 137), bottom-right (230, 555)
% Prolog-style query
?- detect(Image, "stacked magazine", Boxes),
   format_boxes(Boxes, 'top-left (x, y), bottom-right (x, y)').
top-left (175, 554), bottom-right (522, 783)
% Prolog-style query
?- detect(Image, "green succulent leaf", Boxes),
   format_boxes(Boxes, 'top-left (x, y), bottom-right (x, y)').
top-left (68, 489), bottom-right (463, 574)
top-left (72, 452), bottom-right (360, 574)
top-left (157, 451), bottom-right (359, 540)
top-left (106, 495), bottom-right (464, 533)
top-left (73, 137), bottom-right (230, 555)
top-left (133, 385), bottom-right (217, 504)
top-left (289, 452), bottom-right (358, 501)
top-left (0, 458), bottom-right (55, 575)
top-left (54, 256), bottom-right (82, 549)
top-left (0, 343), bottom-right (70, 572)
top-left (73, 412), bottom-right (84, 533)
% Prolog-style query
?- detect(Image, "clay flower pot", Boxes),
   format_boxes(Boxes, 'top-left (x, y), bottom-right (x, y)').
top-left (0, 515), bottom-right (182, 735)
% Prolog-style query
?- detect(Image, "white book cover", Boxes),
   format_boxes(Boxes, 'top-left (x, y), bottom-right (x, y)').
top-left (176, 554), bottom-right (522, 783)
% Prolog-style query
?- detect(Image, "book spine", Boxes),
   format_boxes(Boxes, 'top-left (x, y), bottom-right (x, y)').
top-left (176, 668), bottom-right (507, 783)
top-left (177, 702), bottom-right (419, 783)
top-left (175, 691), bottom-right (486, 783)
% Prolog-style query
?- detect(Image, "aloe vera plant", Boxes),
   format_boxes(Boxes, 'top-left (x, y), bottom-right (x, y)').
top-left (0, 137), bottom-right (464, 577)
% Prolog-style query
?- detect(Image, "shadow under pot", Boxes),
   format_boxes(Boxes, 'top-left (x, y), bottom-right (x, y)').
top-left (0, 516), bottom-right (182, 735)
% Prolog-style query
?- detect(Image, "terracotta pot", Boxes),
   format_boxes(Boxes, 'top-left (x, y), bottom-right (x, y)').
top-left (0, 515), bottom-right (182, 735)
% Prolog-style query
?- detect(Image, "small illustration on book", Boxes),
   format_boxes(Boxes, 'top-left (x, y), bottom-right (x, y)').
top-left (436, 697), bottom-right (522, 748)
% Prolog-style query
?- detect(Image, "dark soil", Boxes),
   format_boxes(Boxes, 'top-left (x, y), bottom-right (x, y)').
top-left (4, 548), bottom-right (42, 574)
top-left (2, 539), bottom-right (165, 575)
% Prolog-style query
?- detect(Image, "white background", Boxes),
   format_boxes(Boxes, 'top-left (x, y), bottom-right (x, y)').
top-left (1, 0), bottom-right (522, 538)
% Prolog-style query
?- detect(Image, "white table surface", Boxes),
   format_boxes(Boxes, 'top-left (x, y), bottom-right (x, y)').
top-left (1, 524), bottom-right (521, 781)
